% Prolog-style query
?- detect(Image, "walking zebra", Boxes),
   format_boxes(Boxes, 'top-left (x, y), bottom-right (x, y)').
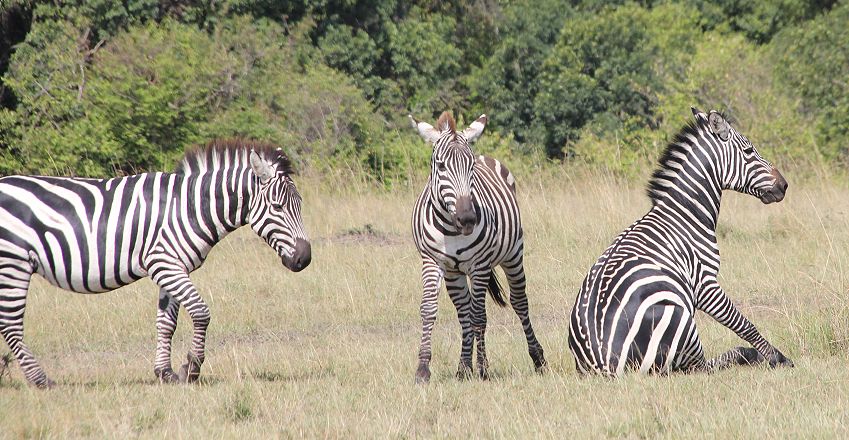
top-left (568, 108), bottom-right (793, 376)
top-left (410, 111), bottom-right (546, 383)
top-left (0, 139), bottom-right (311, 387)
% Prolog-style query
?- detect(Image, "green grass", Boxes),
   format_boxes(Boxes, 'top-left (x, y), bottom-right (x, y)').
top-left (2, 169), bottom-right (849, 438)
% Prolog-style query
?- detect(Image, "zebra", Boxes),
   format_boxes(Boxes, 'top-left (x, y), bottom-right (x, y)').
top-left (568, 108), bottom-right (794, 376)
top-left (409, 111), bottom-right (546, 383)
top-left (0, 139), bottom-right (311, 387)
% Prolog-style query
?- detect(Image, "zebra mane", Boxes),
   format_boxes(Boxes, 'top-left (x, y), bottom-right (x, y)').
top-left (646, 119), bottom-right (704, 204)
top-left (175, 138), bottom-right (294, 176)
top-left (437, 111), bottom-right (457, 135)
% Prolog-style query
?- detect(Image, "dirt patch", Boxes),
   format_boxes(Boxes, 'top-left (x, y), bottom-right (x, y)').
top-left (325, 224), bottom-right (407, 246)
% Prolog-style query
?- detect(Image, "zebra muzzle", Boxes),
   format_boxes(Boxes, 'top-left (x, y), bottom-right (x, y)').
top-left (759, 168), bottom-right (788, 204)
top-left (282, 238), bottom-right (312, 272)
top-left (453, 196), bottom-right (477, 236)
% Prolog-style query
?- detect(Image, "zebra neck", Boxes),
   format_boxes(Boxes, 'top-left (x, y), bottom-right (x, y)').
top-left (178, 168), bottom-right (253, 245)
top-left (651, 181), bottom-right (722, 235)
top-left (649, 149), bottom-right (723, 232)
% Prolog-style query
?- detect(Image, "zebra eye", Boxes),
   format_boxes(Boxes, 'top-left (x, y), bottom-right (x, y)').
top-left (436, 162), bottom-right (447, 172)
top-left (742, 146), bottom-right (755, 154)
top-left (270, 202), bottom-right (284, 211)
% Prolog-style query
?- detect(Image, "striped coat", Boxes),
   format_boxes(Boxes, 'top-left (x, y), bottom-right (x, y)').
top-left (568, 108), bottom-right (793, 376)
top-left (409, 112), bottom-right (545, 383)
top-left (0, 140), bottom-right (310, 387)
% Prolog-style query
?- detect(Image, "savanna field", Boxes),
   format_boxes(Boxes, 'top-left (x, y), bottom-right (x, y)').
top-left (1, 168), bottom-right (848, 438)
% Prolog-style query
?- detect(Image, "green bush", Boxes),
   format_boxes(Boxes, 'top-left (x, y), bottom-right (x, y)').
top-left (772, 1), bottom-right (849, 161)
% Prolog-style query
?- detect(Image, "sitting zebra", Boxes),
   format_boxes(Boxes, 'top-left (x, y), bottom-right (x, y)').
top-left (0, 139), bottom-right (311, 387)
top-left (568, 108), bottom-right (794, 376)
top-left (410, 111), bottom-right (546, 383)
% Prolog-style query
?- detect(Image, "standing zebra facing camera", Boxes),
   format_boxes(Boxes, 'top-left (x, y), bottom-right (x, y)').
top-left (410, 111), bottom-right (546, 383)
top-left (0, 139), bottom-right (311, 388)
top-left (568, 108), bottom-right (793, 376)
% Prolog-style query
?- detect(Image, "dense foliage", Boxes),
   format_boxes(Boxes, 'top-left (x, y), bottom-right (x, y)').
top-left (0, 0), bottom-right (845, 179)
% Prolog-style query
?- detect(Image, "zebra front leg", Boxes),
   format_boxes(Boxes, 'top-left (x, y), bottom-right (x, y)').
top-left (469, 271), bottom-right (491, 379)
top-left (0, 258), bottom-right (53, 388)
top-left (444, 272), bottom-right (474, 379)
top-left (150, 263), bottom-right (211, 383)
top-left (415, 259), bottom-right (443, 384)
top-left (153, 289), bottom-right (180, 383)
top-left (502, 253), bottom-right (547, 372)
top-left (705, 347), bottom-right (765, 371)
top-left (698, 283), bottom-right (793, 368)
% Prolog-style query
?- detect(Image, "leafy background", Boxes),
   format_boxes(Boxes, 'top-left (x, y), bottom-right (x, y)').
top-left (0, 0), bottom-right (845, 180)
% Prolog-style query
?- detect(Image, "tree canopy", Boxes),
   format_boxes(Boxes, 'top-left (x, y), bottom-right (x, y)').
top-left (0, 0), bottom-right (845, 179)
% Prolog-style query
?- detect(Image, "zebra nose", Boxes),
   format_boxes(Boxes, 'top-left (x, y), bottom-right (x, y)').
top-left (772, 167), bottom-right (788, 192)
top-left (454, 196), bottom-right (477, 234)
top-left (290, 238), bottom-right (312, 272)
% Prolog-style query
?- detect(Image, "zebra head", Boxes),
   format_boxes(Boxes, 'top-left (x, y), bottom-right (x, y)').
top-left (248, 149), bottom-right (312, 272)
top-left (692, 108), bottom-right (788, 204)
top-left (410, 111), bottom-right (488, 235)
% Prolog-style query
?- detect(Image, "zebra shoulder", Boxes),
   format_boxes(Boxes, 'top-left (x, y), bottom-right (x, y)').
top-left (476, 155), bottom-right (516, 192)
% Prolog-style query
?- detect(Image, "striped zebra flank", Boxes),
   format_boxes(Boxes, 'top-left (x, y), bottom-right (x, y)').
top-left (0, 139), bottom-right (311, 387)
top-left (409, 111), bottom-right (545, 383)
top-left (568, 108), bottom-right (793, 376)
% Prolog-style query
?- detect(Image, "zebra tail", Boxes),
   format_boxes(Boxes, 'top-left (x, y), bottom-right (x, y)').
top-left (487, 270), bottom-right (508, 308)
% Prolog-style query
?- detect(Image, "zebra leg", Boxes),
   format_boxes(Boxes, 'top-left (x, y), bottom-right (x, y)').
top-left (502, 253), bottom-right (546, 372)
top-left (468, 271), bottom-right (490, 379)
top-left (153, 289), bottom-right (180, 383)
top-left (705, 347), bottom-right (765, 371)
top-left (0, 256), bottom-right (53, 388)
top-left (415, 259), bottom-right (443, 384)
top-left (149, 264), bottom-right (211, 383)
top-left (698, 284), bottom-right (793, 368)
top-left (444, 272), bottom-right (474, 379)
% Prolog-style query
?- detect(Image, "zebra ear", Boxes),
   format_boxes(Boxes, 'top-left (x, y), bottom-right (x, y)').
top-left (249, 150), bottom-right (275, 183)
top-left (409, 114), bottom-right (441, 144)
top-left (461, 114), bottom-right (488, 143)
top-left (708, 111), bottom-right (730, 141)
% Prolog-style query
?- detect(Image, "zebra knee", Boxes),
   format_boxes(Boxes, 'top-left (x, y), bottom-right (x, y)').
top-left (188, 304), bottom-right (211, 329)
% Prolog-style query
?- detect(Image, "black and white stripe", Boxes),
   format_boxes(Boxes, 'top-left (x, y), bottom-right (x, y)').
top-left (568, 108), bottom-right (793, 376)
top-left (0, 139), bottom-right (311, 387)
top-left (409, 111), bottom-right (545, 383)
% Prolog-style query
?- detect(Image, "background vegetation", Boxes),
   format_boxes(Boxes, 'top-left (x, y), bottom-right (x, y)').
top-left (1, 0), bottom-right (847, 180)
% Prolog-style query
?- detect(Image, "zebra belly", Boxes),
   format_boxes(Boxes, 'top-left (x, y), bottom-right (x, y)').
top-left (0, 174), bottom-right (165, 293)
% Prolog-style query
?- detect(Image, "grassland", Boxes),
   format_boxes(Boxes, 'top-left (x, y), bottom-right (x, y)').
top-left (2, 168), bottom-right (849, 438)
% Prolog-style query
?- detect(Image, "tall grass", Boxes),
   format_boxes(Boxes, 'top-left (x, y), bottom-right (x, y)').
top-left (1, 166), bottom-right (848, 437)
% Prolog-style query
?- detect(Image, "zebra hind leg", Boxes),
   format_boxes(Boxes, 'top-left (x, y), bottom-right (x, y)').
top-left (502, 255), bottom-right (547, 372)
top-left (472, 271), bottom-right (497, 380)
top-left (154, 289), bottom-right (180, 383)
top-left (0, 255), bottom-right (53, 388)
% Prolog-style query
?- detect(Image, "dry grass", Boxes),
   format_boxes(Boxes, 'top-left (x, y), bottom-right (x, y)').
top-left (2, 167), bottom-right (849, 438)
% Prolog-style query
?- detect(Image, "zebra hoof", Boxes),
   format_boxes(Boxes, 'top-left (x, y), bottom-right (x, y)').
top-left (177, 353), bottom-right (202, 383)
top-left (155, 367), bottom-right (179, 384)
top-left (415, 365), bottom-right (431, 384)
top-left (35, 377), bottom-right (56, 389)
top-left (478, 368), bottom-right (490, 380)
top-left (767, 351), bottom-right (794, 368)
top-left (531, 349), bottom-right (547, 372)
top-left (456, 363), bottom-right (474, 380)
top-left (177, 363), bottom-right (200, 383)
